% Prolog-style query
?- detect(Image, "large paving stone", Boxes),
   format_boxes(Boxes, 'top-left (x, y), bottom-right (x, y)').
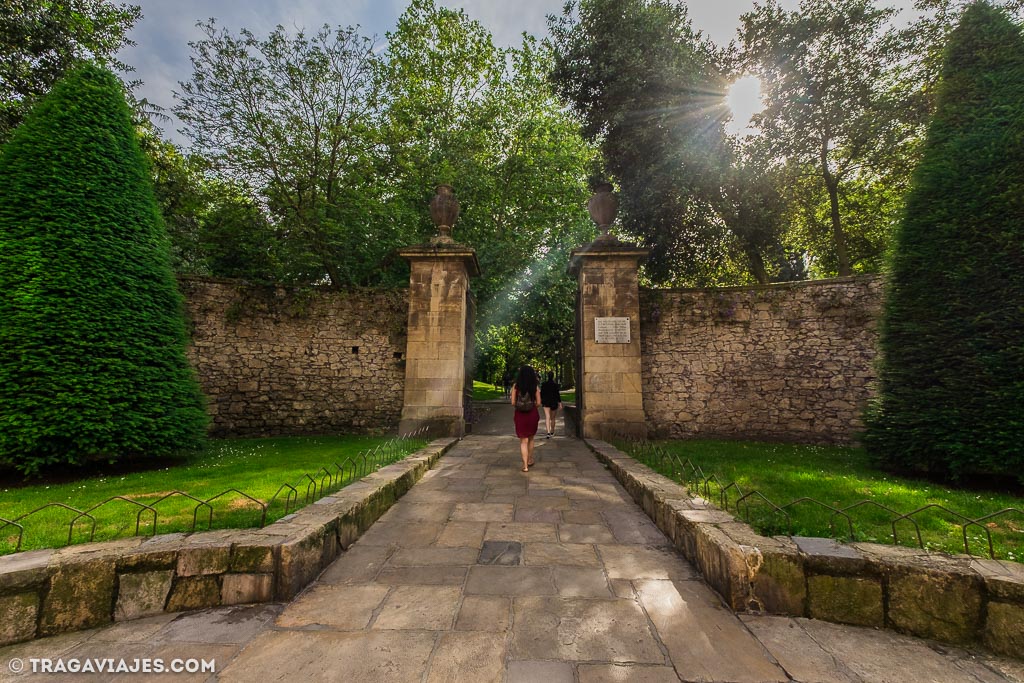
top-left (455, 596), bottom-right (511, 632)
top-left (739, 615), bottom-right (860, 683)
top-left (516, 496), bottom-right (572, 511)
top-left (378, 503), bottom-right (453, 523)
top-left (388, 547), bottom-right (478, 567)
top-left (484, 523), bottom-right (558, 543)
top-left (435, 522), bottom-right (487, 548)
top-left (374, 566), bottom-right (467, 586)
top-left (157, 604), bottom-right (281, 644)
top-left (425, 631), bottom-right (506, 683)
top-left (372, 585), bottom-right (461, 630)
top-left (478, 541), bottom-right (523, 566)
top-left (451, 503), bottom-right (515, 523)
top-left (557, 524), bottom-right (616, 544)
top-left (598, 544), bottom-right (698, 580)
top-left (507, 661), bottom-right (574, 683)
top-left (795, 617), bottom-right (1004, 683)
top-left (465, 566), bottom-right (557, 597)
top-left (577, 664), bottom-right (681, 682)
top-left (317, 545), bottom-right (390, 585)
top-left (561, 510), bottom-right (604, 525)
top-left (602, 510), bottom-right (672, 546)
top-left (88, 613), bottom-right (177, 643)
top-left (524, 543), bottom-right (600, 567)
top-left (356, 522), bottom-right (443, 547)
top-left (551, 567), bottom-right (613, 598)
top-left (635, 579), bottom-right (788, 683)
top-left (514, 508), bottom-right (562, 523)
top-left (218, 630), bottom-right (435, 682)
top-left (276, 584), bottom-right (388, 629)
top-left (511, 596), bottom-right (664, 663)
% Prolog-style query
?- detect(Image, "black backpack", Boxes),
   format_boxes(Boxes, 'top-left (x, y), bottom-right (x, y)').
top-left (515, 387), bottom-right (536, 412)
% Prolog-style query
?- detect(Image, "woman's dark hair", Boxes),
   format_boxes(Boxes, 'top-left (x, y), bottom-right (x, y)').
top-left (515, 365), bottom-right (538, 395)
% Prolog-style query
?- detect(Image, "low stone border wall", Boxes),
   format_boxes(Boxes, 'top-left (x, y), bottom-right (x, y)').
top-left (0, 438), bottom-right (457, 647)
top-left (586, 439), bottom-right (1024, 659)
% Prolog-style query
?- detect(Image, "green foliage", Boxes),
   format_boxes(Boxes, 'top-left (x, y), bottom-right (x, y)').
top-left (140, 129), bottom-right (278, 281)
top-left (738, 0), bottom-right (907, 277)
top-left (550, 0), bottom-right (758, 286)
top-left (0, 0), bottom-right (140, 143)
top-left (174, 0), bottom-right (598, 376)
top-left (175, 20), bottom-right (383, 289)
top-left (0, 63), bottom-right (208, 476)
top-left (865, 2), bottom-right (1024, 481)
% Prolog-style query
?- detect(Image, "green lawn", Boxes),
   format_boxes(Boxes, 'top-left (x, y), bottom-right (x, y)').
top-left (472, 381), bottom-right (576, 404)
top-left (0, 435), bottom-right (426, 555)
top-left (472, 381), bottom-right (506, 401)
top-left (620, 440), bottom-right (1023, 562)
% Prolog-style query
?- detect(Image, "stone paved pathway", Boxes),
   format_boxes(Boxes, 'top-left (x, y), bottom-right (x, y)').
top-left (2, 404), bottom-right (1023, 682)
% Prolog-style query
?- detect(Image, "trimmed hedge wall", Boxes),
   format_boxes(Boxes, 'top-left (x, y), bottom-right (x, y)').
top-left (865, 3), bottom-right (1024, 481)
top-left (0, 63), bottom-right (207, 475)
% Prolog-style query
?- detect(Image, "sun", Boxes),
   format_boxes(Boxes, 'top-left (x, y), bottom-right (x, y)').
top-left (725, 75), bottom-right (764, 136)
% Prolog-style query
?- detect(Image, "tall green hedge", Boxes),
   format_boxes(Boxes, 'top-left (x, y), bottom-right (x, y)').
top-left (0, 63), bottom-right (208, 476)
top-left (865, 2), bottom-right (1024, 481)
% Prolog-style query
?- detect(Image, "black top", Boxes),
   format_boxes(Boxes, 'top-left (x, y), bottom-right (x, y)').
top-left (540, 380), bottom-right (561, 407)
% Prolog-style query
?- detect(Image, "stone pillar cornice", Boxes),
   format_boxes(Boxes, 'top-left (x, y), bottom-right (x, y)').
top-left (399, 242), bottom-right (481, 278)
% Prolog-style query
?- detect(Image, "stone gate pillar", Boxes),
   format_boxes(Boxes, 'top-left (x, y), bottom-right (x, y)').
top-left (398, 186), bottom-right (480, 437)
top-left (570, 184), bottom-right (649, 440)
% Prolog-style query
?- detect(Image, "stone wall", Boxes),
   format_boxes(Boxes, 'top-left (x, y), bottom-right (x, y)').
top-left (179, 277), bottom-right (408, 437)
top-left (640, 276), bottom-right (883, 443)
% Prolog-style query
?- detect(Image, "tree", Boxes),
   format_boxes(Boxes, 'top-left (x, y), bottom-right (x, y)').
top-left (140, 128), bottom-right (278, 281)
top-left (864, 2), bottom-right (1024, 482)
top-left (0, 0), bottom-right (140, 143)
top-left (0, 63), bottom-right (207, 476)
top-left (175, 20), bottom-right (383, 288)
top-left (378, 2), bottom-right (597, 307)
top-left (738, 0), bottom-right (904, 277)
top-left (548, 0), bottom-right (789, 286)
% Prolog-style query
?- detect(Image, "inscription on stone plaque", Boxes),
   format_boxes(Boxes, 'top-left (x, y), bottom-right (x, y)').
top-left (595, 317), bottom-right (631, 344)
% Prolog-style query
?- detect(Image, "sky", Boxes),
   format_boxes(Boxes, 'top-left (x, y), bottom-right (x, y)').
top-left (118, 0), bottom-right (917, 144)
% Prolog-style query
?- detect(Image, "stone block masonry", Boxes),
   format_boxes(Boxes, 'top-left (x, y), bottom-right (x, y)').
top-left (179, 276), bottom-right (408, 437)
top-left (640, 275), bottom-right (883, 443)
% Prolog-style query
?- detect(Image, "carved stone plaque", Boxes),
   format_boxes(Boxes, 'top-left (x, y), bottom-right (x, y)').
top-left (595, 317), bottom-right (631, 344)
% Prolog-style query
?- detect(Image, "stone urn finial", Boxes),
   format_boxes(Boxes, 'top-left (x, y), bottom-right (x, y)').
top-left (429, 184), bottom-right (460, 245)
top-left (588, 182), bottom-right (617, 240)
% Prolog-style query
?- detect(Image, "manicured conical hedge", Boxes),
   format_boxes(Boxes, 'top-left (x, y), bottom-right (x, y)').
top-left (0, 63), bottom-right (208, 476)
top-left (865, 2), bottom-right (1024, 481)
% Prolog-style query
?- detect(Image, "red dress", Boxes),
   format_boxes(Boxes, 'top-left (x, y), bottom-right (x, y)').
top-left (513, 389), bottom-right (540, 438)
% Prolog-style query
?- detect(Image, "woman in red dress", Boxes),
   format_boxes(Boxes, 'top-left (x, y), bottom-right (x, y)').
top-left (511, 365), bottom-right (541, 472)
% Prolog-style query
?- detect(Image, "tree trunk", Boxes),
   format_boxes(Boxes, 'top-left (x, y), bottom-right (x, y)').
top-left (820, 143), bottom-right (852, 276)
top-left (746, 248), bottom-right (770, 284)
